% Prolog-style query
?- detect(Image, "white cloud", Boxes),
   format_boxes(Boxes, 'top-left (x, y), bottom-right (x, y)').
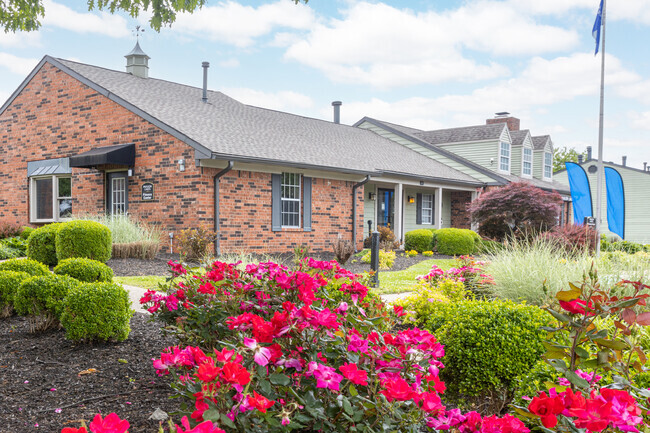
top-left (284, 1), bottom-right (578, 88)
top-left (629, 111), bottom-right (650, 130)
top-left (0, 31), bottom-right (41, 48)
top-left (223, 87), bottom-right (313, 113)
top-left (42, 0), bottom-right (130, 37)
top-left (509, 0), bottom-right (650, 24)
top-left (219, 58), bottom-right (240, 68)
top-left (617, 80), bottom-right (650, 105)
top-left (0, 53), bottom-right (40, 75)
top-left (170, 1), bottom-right (315, 47)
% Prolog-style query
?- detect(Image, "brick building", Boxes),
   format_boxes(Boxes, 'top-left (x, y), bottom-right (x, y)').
top-left (0, 44), bottom-right (482, 254)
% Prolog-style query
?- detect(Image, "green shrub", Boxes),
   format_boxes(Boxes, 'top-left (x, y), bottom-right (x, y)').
top-left (0, 258), bottom-right (49, 276)
top-left (0, 243), bottom-right (21, 260)
top-left (27, 223), bottom-right (61, 265)
top-left (435, 228), bottom-right (477, 256)
top-left (14, 274), bottom-right (81, 332)
top-left (0, 271), bottom-right (31, 317)
top-left (2, 236), bottom-right (28, 256)
top-left (20, 226), bottom-right (35, 240)
top-left (53, 258), bottom-right (114, 283)
top-left (436, 300), bottom-right (548, 412)
top-left (60, 282), bottom-right (133, 342)
top-left (404, 229), bottom-right (434, 253)
top-left (55, 220), bottom-right (112, 262)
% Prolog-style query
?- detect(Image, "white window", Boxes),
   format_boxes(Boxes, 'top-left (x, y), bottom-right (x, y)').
top-left (30, 176), bottom-right (72, 223)
top-left (544, 152), bottom-right (553, 179)
top-left (422, 194), bottom-right (433, 224)
top-left (499, 141), bottom-right (510, 172)
top-left (523, 148), bottom-right (533, 176)
top-left (281, 173), bottom-right (301, 228)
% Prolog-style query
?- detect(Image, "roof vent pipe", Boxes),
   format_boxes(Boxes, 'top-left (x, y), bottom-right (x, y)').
top-left (587, 146), bottom-right (592, 160)
top-left (202, 61), bottom-right (210, 103)
top-left (644, 162), bottom-right (647, 171)
top-left (622, 156), bottom-right (627, 167)
top-left (578, 155), bottom-right (584, 164)
top-left (332, 101), bottom-right (342, 124)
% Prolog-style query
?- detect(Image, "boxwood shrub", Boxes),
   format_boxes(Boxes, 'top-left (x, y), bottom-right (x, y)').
top-left (60, 282), bottom-right (133, 342)
top-left (404, 229), bottom-right (434, 253)
top-left (27, 223), bottom-right (61, 265)
top-left (435, 228), bottom-right (478, 256)
top-left (54, 257), bottom-right (114, 283)
top-left (55, 220), bottom-right (112, 263)
top-left (20, 226), bottom-right (35, 240)
top-left (0, 270), bottom-right (31, 318)
top-left (0, 258), bottom-right (49, 276)
top-left (14, 274), bottom-right (81, 332)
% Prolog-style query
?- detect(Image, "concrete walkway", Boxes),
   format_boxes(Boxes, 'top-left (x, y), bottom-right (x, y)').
top-left (121, 283), bottom-right (412, 315)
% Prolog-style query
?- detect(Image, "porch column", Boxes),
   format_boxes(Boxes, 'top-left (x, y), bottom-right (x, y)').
top-left (470, 191), bottom-right (479, 231)
top-left (394, 183), bottom-right (403, 242)
top-left (435, 187), bottom-right (443, 229)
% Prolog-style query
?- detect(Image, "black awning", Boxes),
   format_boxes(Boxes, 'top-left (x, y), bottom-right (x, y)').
top-left (69, 143), bottom-right (135, 168)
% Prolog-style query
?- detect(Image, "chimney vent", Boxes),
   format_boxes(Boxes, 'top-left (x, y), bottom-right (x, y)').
top-left (622, 156), bottom-right (627, 167)
top-left (587, 146), bottom-right (592, 161)
top-left (644, 162), bottom-right (647, 171)
top-left (202, 62), bottom-right (210, 103)
top-left (578, 155), bottom-right (584, 164)
top-left (332, 101), bottom-right (342, 124)
top-left (125, 41), bottom-right (150, 78)
top-left (486, 112), bottom-right (520, 131)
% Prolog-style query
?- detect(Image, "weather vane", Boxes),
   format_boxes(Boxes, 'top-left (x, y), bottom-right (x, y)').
top-left (132, 25), bottom-right (145, 41)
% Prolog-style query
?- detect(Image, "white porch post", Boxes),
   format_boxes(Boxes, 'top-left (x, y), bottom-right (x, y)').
top-left (394, 183), bottom-right (403, 242)
top-left (470, 190), bottom-right (479, 231)
top-left (435, 187), bottom-right (443, 229)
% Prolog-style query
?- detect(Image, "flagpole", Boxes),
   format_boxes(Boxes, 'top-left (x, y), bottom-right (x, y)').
top-left (595, 0), bottom-right (606, 257)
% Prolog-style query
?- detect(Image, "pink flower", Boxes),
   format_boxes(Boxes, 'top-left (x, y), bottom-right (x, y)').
top-left (175, 416), bottom-right (225, 433)
top-left (347, 334), bottom-right (369, 353)
top-left (89, 413), bottom-right (130, 433)
top-left (309, 363), bottom-right (343, 391)
top-left (393, 305), bottom-right (406, 317)
top-left (339, 363), bottom-right (368, 386)
top-left (243, 338), bottom-right (272, 366)
top-left (427, 408), bottom-right (465, 430)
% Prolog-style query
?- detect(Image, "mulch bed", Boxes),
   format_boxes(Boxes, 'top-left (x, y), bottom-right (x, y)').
top-left (0, 314), bottom-right (180, 433)
top-left (2, 250), bottom-right (449, 432)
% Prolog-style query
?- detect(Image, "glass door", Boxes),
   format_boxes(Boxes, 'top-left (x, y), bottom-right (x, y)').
top-left (377, 188), bottom-right (394, 229)
top-left (106, 171), bottom-right (128, 215)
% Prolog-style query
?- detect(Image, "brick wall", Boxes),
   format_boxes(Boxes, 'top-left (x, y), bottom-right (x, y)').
top-left (0, 61), bottom-right (363, 254)
top-left (486, 116), bottom-right (520, 132)
top-left (450, 191), bottom-right (472, 229)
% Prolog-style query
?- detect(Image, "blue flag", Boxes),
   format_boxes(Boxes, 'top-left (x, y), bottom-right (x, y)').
top-left (593, 0), bottom-right (604, 55)
top-left (565, 162), bottom-right (593, 225)
top-left (605, 167), bottom-right (625, 239)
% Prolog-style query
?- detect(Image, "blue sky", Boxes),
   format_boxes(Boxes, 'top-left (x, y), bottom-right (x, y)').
top-left (1, 0), bottom-right (649, 169)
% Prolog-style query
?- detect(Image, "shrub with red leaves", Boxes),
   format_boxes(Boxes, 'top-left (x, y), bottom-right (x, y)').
top-left (468, 182), bottom-right (562, 241)
top-left (0, 221), bottom-right (22, 240)
top-left (538, 224), bottom-right (598, 254)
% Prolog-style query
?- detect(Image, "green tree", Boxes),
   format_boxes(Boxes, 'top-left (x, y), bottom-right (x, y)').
top-left (553, 146), bottom-right (587, 173)
top-left (1, 0), bottom-right (307, 33)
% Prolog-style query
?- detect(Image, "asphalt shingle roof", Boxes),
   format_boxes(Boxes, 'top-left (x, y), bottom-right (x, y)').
top-left (532, 135), bottom-right (551, 150)
top-left (54, 58), bottom-right (479, 184)
top-left (510, 130), bottom-right (530, 147)
top-left (414, 123), bottom-right (506, 145)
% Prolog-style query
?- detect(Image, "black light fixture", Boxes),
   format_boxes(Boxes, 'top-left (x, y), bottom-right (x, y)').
top-left (368, 192), bottom-right (376, 200)
top-left (407, 195), bottom-right (415, 204)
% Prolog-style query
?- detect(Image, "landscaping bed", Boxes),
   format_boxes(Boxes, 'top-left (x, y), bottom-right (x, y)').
top-left (0, 314), bottom-right (179, 433)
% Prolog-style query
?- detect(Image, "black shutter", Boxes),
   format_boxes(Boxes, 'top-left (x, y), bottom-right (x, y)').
top-left (272, 174), bottom-right (282, 232)
top-left (416, 193), bottom-right (422, 225)
top-left (303, 177), bottom-right (312, 232)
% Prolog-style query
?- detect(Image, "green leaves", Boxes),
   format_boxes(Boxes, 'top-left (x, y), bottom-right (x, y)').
top-left (269, 373), bottom-right (291, 386)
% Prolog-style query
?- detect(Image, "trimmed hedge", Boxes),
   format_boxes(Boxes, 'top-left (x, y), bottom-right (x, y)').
top-left (14, 274), bottom-right (81, 331)
top-left (54, 258), bottom-right (114, 283)
top-left (60, 282), bottom-right (133, 342)
top-left (20, 226), bottom-right (35, 240)
top-left (0, 270), bottom-right (31, 317)
top-left (404, 229), bottom-right (434, 253)
top-left (55, 220), bottom-right (112, 263)
top-left (27, 223), bottom-right (61, 266)
top-left (435, 228), bottom-right (479, 256)
top-left (0, 258), bottom-right (49, 276)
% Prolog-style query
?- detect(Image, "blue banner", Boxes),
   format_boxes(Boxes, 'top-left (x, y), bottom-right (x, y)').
top-left (605, 167), bottom-right (625, 239)
top-left (593, 0), bottom-right (604, 55)
top-left (565, 162), bottom-right (593, 224)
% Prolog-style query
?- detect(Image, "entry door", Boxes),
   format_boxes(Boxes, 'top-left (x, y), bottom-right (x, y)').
top-left (377, 188), bottom-right (395, 228)
top-left (106, 171), bottom-right (128, 215)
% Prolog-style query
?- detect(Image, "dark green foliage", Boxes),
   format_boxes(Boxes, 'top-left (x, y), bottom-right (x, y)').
top-left (601, 236), bottom-right (647, 254)
top-left (20, 226), bottom-right (35, 240)
top-left (27, 223), bottom-right (61, 265)
top-left (53, 257), bottom-right (114, 283)
top-left (55, 220), bottom-right (112, 263)
top-left (0, 271), bottom-right (31, 317)
top-left (404, 229), bottom-right (434, 253)
top-left (0, 243), bottom-right (21, 260)
top-left (1, 236), bottom-right (28, 257)
top-left (14, 274), bottom-right (81, 332)
top-left (60, 282), bottom-right (133, 342)
top-left (420, 299), bottom-right (548, 413)
top-left (0, 258), bottom-right (49, 276)
top-left (435, 228), bottom-right (478, 256)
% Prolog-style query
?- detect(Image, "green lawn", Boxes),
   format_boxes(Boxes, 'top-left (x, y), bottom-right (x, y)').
top-left (374, 258), bottom-right (456, 294)
top-left (114, 275), bottom-right (168, 290)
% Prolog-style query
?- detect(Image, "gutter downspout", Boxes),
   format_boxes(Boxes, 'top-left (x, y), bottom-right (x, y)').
top-left (352, 176), bottom-right (371, 252)
top-left (214, 161), bottom-right (234, 256)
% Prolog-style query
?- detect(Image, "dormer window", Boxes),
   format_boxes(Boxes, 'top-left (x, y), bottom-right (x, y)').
top-left (544, 152), bottom-right (552, 179)
top-left (523, 148), bottom-right (532, 176)
top-left (499, 141), bottom-right (510, 172)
